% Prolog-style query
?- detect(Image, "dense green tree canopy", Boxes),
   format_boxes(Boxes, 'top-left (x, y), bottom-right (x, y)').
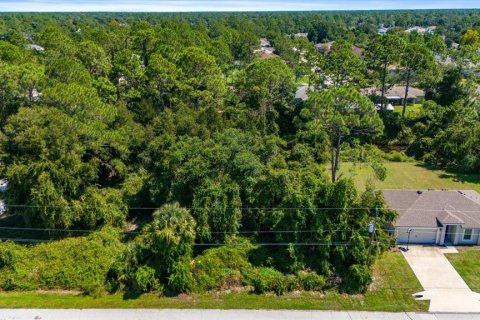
top-left (0, 10), bottom-right (478, 296)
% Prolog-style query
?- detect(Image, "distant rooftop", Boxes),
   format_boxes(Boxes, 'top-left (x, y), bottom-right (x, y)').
top-left (25, 44), bottom-right (45, 52)
top-left (314, 41), bottom-right (364, 57)
top-left (295, 84), bottom-right (314, 101)
top-left (362, 86), bottom-right (425, 99)
top-left (405, 26), bottom-right (437, 34)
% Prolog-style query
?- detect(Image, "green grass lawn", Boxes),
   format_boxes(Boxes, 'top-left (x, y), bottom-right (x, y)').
top-left (338, 162), bottom-right (480, 193)
top-left (446, 248), bottom-right (480, 292)
top-left (393, 104), bottom-right (422, 118)
top-left (0, 251), bottom-right (428, 311)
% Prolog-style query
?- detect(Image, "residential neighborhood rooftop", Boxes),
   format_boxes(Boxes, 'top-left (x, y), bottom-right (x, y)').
top-left (405, 26), bottom-right (437, 34)
top-left (383, 190), bottom-right (480, 228)
top-left (314, 41), bottom-right (364, 57)
top-left (295, 84), bottom-right (314, 101)
top-left (25, 44), bottom-right (45, 52)
top-left (362, 86), bottom-right (425, 100)
top-left (294, 32), bottom-right (308, 38)
top-left (260, 38), bottom-right (271, 47)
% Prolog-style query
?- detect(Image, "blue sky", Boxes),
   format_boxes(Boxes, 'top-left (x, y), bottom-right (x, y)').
top-left (0, 0), bottom-right (479, 12)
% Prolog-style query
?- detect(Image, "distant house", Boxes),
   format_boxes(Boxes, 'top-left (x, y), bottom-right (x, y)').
top-left (362, 86), bottom-right (425, 106)
top-left (295, 84), bottom-right (314, 101)
top-left (260, 38), bottom-right (271, 47)
top-left (384, 190), bottom-right (480, 246)
top-left (351, 46), bottom-right (365, 58)
top-left (405, 26), bottom-right (437, 35)
top-left (435, 54), bottom-right (455, 67)
top-left (254, 38), bottom-right (278, 59)
top-left (25, 44), bottom-right (45, 52)
top-left (386, 64), bottom-right (400, 75)
top-left (378, 27), bottom-right (389, 36)
top-left (26, 88), bottom-right (41, 103)
top-left (462, 61), bottom-right (480, 77)
top-left (314, 41), bottom-right (364, 57)
top-left (294, 33), bottom-right (308, 39)
top-left (314, 41), bottom-right (334, 54)
top-left (258, 51), bottom-right (279, 59)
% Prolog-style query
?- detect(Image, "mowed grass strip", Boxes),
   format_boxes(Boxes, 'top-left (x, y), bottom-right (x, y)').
top-left (446, 249), bottom-right (480, 292)
top-left (338, 162), bottom-right (480, 193)
top-left (0, 251), bottom-right (428, 312)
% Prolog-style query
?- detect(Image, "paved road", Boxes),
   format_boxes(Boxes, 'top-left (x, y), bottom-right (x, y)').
top-left (402, 246), bottom-right (480, 313)
top-left (1, 310), bottom-right (480, 320)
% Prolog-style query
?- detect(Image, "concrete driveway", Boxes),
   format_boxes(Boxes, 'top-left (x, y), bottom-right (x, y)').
top-left (402, 246), bottom-right (480, 313)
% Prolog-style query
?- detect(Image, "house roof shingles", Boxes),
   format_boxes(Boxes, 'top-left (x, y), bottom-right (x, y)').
top-left (383, 190), bottom-right (480, 228)
top-left (362, 86), bottom-right (425, 100)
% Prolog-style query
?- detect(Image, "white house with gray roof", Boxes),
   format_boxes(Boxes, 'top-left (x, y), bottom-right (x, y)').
top-left (383, 190), bottom-right (480, 246)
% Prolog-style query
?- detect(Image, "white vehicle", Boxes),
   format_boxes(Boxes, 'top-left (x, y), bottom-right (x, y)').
top-left (375, 103), bottom-right (395, 111)
top-left (0, 179), bottom-right (7, 192)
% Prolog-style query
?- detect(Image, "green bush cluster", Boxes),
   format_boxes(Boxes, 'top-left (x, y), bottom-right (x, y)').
top-left (381, 150), bottom-right (412, 162)
top-left (0, 227), bottom-right (124, 294)
top-left (109, 203), bottom-right (197, 295)
top-left (0, 229), bottom-right (353, 296)
top-left (248, 268), bottom-right (294, 295)
top-left (340, 264), bottom-right (372, 294)
top-left (191, 243), bottom-right (329, 296)
top-left (297, 271), bottom-right (327, 291)
top-left (192, 241), bottom-right (254, 291)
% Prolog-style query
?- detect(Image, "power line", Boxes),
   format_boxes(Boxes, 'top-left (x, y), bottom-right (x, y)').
top-left (0, 237), bottom-right (49, 243)
top-left (193, 242), bottom-right (358, 247)
top-left (0, 225), bottom-right (375, 234)
top-left (2, 204), bottom-right (381, 210)
top-left (0, 235), bottom-right (363, 247)
top-left (4, 203), bottom-right (480, 213)
top-left (0, 225), bottom-right (457, 235)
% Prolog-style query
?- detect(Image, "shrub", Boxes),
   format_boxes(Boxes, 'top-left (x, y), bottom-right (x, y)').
top-left (0, 227), bottom-right (124, 294)
top-left (112, 203), bottom-right (197, 294)
top-left (167, 257), bottom-right (195, 293)
top-left (133, 266), bottom-right (161, 293)
top-left (192, 240), bottom-right (254, 291)
top-left (340, 264), bottom-right (372, 294)
top-left (382, 150), bottom-right (412, 162)
top-left (0, 241), bottom-right (26, 269)
top-left (297, 271), bottom-right (326, 291)
top-left (458, 154), bottom-right (479, 173)
top-left (250, 267), bottom-right (291, 295)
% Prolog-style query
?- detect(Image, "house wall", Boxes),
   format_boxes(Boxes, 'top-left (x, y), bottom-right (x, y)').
top-left (395, 227), bottom-right (439, 244)
top-left (395, 225), bottom-right (480, 246)
top-left (455, 227), bottom-right (480, 245)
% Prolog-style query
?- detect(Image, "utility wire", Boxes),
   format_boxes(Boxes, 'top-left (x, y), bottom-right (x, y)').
top-left (4, 204), bottom-right (480, 213)
top-left (2, 204), bottom-right (381, 210)
top-left (0, 226), bottom-right (359, 234)
top-left (0, 226), bottom-right (451, 235)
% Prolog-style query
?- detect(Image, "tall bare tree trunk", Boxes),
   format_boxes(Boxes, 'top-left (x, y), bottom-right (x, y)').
top-left (331, 137), bottom-right (341, 182)
top-left (402, 71), bottom-right (411, 118)
top-left (381, 62), bottom-right (387, 110)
